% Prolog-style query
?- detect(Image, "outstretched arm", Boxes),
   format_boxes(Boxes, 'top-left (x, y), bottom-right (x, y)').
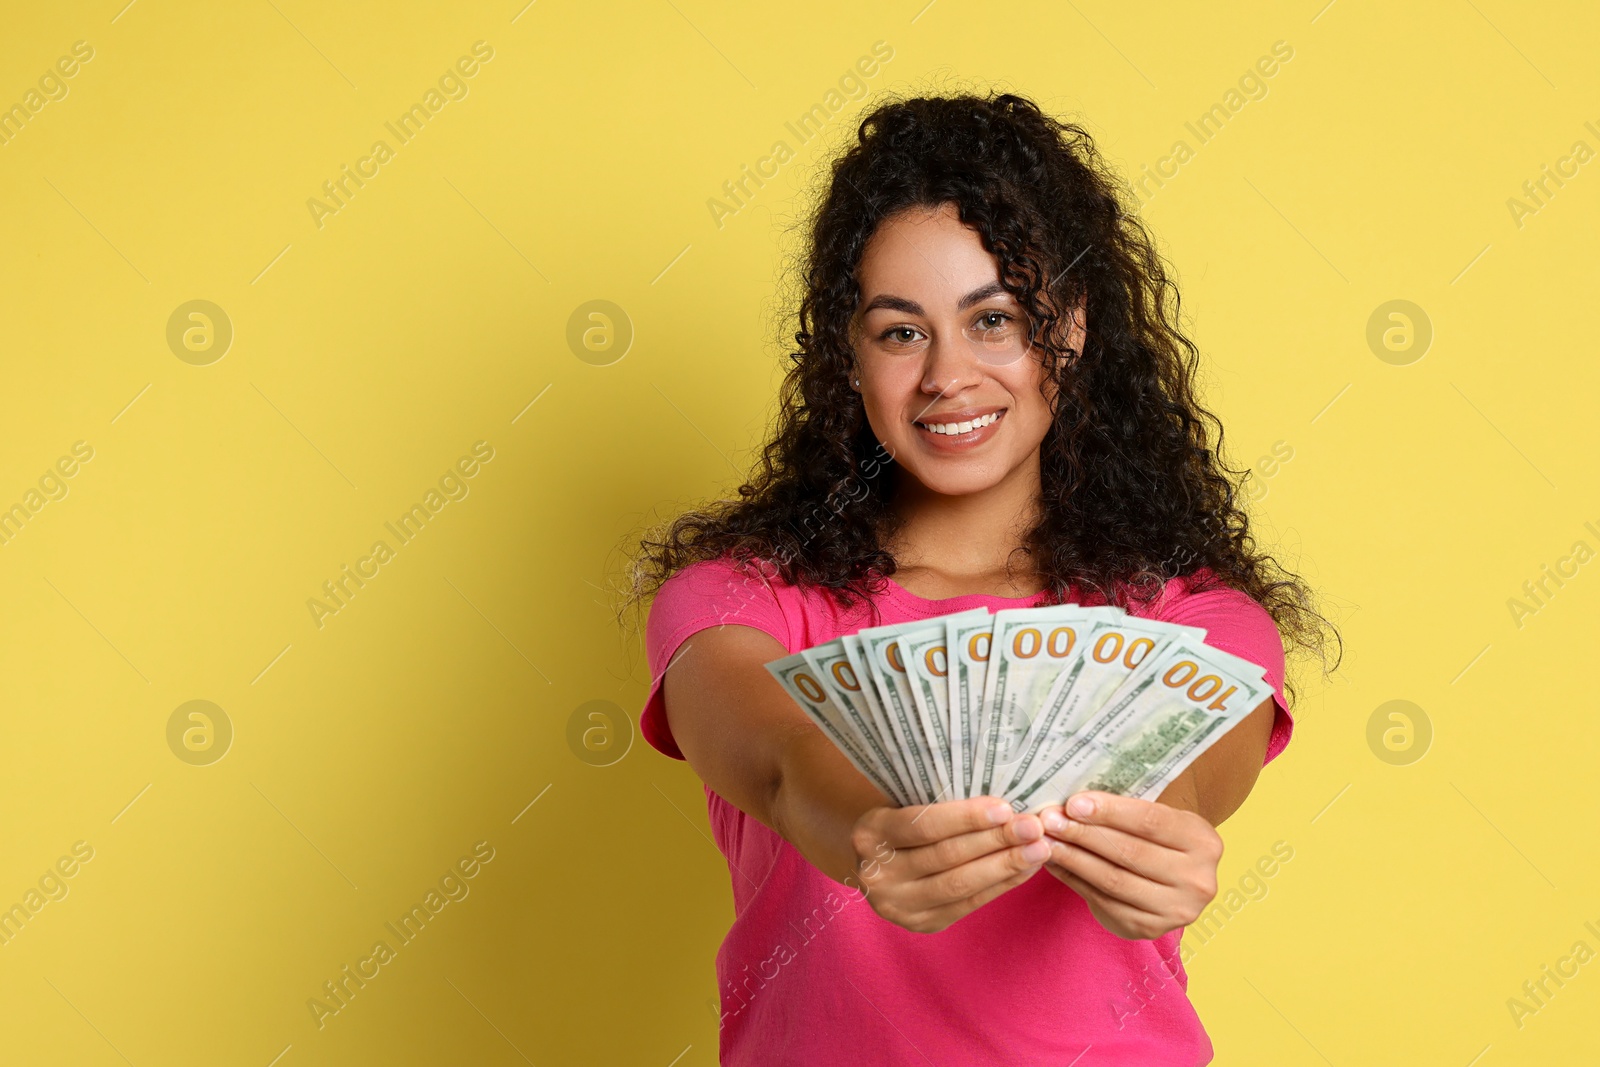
top-left (662, 623), bottom-right (1053, 932)
top-left (663, 624), bottom-right (886, 885)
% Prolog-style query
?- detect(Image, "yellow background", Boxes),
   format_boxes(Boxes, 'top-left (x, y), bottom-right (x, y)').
top-left (1, 1), bottom-right (1596, 1063)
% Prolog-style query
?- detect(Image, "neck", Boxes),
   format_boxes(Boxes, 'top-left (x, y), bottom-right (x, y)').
top-left (885, 453), bottom-right (1045, 592)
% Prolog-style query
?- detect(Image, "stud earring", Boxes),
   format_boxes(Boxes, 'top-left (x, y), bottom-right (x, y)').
top-left (851, 376), bottom-right (860, 388)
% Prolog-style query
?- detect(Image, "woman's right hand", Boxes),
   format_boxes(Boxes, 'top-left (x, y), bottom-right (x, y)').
top-left (849, 796), bottom-right (1051, 934)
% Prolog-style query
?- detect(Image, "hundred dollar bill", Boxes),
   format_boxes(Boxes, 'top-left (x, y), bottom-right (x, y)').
top-left (1006, 639), bottom-right (1270, 812)
top-left (947, 611), bottom-right (998, 798)
top-left (765, 651), bottom-right (907, 804)
top-left (999, 615), bottom-right (1205, 795)
top-left (841, 634), bottom-right (920, 800)
top-left (974, 606), bottom-right (1102, 797)
top-left (900, 609), bottom-right (991, 802)
top-left (1128, 709), bottom-right (1243, 803)
top-left (858, 621), bottom-right (947, 803)
top-left (802, 640), bottom-right (914, 806)
top-left (1129, 671), bottom-right (1274, 801)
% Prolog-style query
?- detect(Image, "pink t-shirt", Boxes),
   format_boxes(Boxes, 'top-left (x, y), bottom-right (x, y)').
top-left (639, 555), bottom-right (1293, 1066)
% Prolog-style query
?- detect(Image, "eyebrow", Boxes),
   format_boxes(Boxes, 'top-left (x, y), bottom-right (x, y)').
top-left (857, 280), bottom-right (1011, 317)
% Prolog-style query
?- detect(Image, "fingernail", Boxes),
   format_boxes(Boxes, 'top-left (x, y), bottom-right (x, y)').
top-left (1067, 794), bottom-right (1095, 817)
top-left (1042, 809), bottom-right (1067, 833)
top-left (987, 804), bottom-right (1013, 824)
top-left (1014, 816), bottom-right (1042, 841)
top-left (1022, 840), bottom-right (1050, 863)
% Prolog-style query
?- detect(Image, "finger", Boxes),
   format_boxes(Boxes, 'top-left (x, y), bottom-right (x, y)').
top-left (1046, 839), bottom-right (1171, 914)
top-left (1062, 791), bottom-right (1198, 851)
top-left (901, 814), bottom-right (1046, 878)
top-left (881, 795), bottom-right (1017, 848)
top-left (1045, 858), bottom-right (1169, 935)
top-left (912, 837), bottom-right (1052, 912)
top-left (1040, 807), bottom-right (1186, 887)
top-left (917, 862), bottom-right (1041, 931)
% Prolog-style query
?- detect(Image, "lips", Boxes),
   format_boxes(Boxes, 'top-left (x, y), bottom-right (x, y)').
top-left (912, 407), bottom-right (1008, 452)
top-left (914, 407), bottom-right (1006, 436)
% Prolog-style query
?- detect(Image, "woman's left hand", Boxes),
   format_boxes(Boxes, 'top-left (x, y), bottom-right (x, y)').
top-left (1038, 790), bottom-right (1223, 940)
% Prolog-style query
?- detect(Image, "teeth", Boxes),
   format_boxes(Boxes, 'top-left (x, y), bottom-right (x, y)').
top-left (919, 411), bottom-right (1000, 435)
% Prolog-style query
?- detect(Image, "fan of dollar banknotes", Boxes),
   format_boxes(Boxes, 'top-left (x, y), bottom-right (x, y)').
top-left (766, 604), bottom-right (1272, 813)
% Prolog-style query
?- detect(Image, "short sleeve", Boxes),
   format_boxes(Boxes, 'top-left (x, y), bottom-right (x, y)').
top-left (638, 557), bottom-right (793, 760)
top-left (1153, 577), bottom-right (1294, 767)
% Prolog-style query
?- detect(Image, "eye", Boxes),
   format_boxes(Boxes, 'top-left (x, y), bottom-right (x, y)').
top-left (879, 325), bottom-right (922, 345)
top-left (976, 310), bottom-right (1012, 330)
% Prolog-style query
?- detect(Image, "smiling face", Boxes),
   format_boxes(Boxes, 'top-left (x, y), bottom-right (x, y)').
top-left (850, 201), bottom-right (1083, 501)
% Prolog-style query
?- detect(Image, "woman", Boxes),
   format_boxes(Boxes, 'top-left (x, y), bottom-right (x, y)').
top-left (624, 91), bottom-right (1337, 1065)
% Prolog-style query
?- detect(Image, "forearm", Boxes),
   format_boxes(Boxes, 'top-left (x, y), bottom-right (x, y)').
top-left (662, 627), bottom-right (894, 886)
top-left (767, 726), bottom-right (892, 886)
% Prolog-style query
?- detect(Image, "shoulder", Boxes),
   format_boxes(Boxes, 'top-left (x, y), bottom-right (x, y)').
top-left (645, 555), bottom-right (796, 660)
top-left (1143, 569), bottom-right (1284, 674)
top-left (638, 554), bottom-right (800, 761)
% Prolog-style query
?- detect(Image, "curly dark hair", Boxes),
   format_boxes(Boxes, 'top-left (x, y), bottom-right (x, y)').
top-left (620, 90), bottom-right (1339, 699)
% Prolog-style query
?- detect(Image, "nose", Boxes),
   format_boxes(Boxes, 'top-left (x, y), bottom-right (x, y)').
top-left (919, 327), bottom-right (984, 401)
